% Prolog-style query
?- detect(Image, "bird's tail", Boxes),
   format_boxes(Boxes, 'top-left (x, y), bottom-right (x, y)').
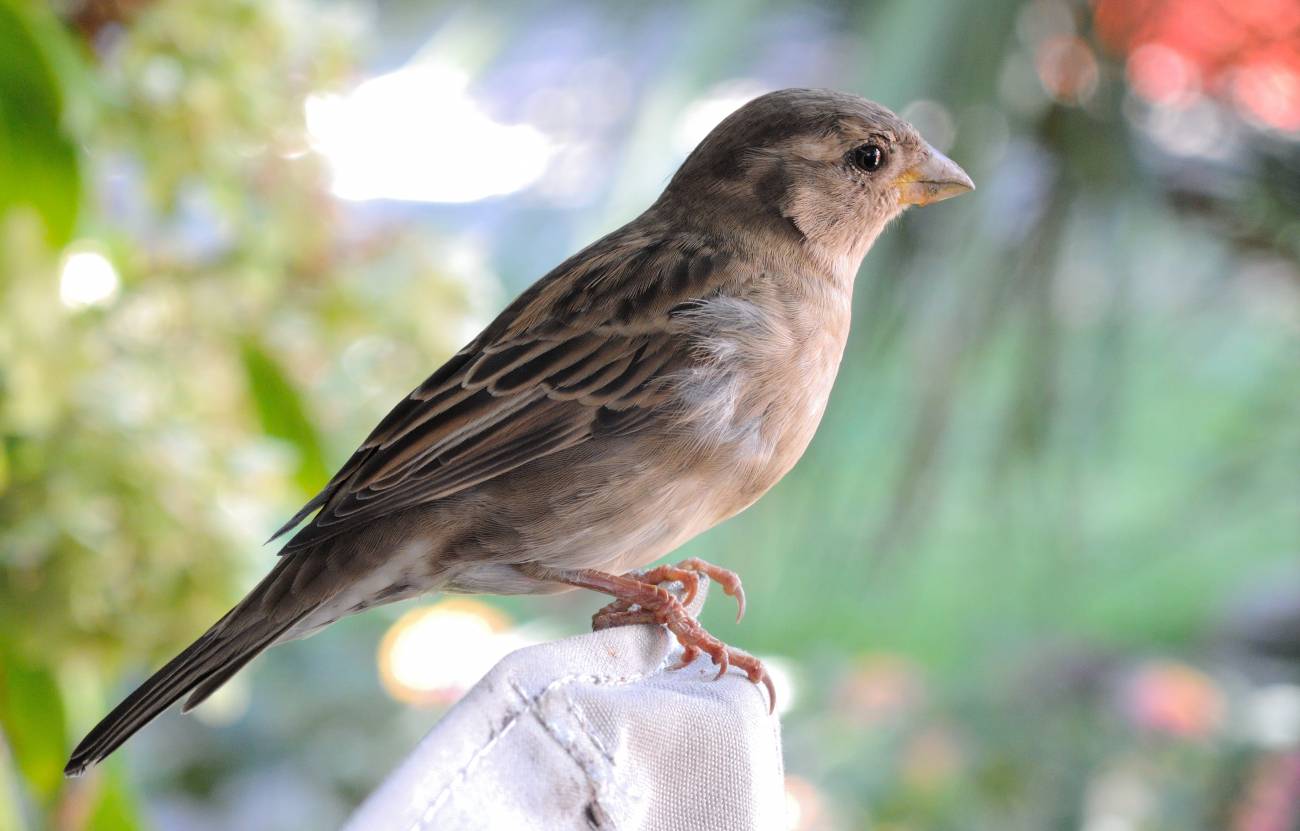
top-left (64, 560), bottom-right (314, 777)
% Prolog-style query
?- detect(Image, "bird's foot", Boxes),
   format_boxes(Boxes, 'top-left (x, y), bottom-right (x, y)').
top-left (583, 561), bottom-right (771, 712)
top-left (590, 557), bottom-right (746, 627)
top-left (592, 595), bottom-right (774, 710)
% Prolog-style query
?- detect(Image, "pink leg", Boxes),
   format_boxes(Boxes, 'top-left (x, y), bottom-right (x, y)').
top-left (523, 564), bottom-right (774, 712)
top-left (590, 558), bottom-right (746, 623)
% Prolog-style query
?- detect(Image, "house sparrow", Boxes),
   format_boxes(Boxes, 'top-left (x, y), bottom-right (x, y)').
top-left (66, 88), bottom-right (972, 775)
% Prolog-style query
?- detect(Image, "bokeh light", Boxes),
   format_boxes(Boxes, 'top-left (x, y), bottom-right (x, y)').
top-left (784, 774), bottom-right (831, 831)
top-left (189, 675), bottom-right (252, 728)
top-left (833, 654), bottom-right (926, 729)
top-left (900, 724), bottom-right (964, 791)
top-left (378, 599), bottom-right (538, 706)
top-left (305, 62), bottom-right (554, 202)
top-left (672, 79), bottom-right (768, 155)
top-left (760, 654), bottom-right (799, 717)
top-left (1244, 685), bottom-right (1300, 749)
top-left (1127, 43), bottom-right (1201, 107)
top-left (900, 100), bottom-right (956, 153)
top-left (1230, 753), bottom-right (1300, 831)
top-left (1233, 58), bottom-right (1300, 133)
top-left (58, 249), bottom-right (120, 310)
top-left (1122, 661), bottom-right (1225, 739)
top-left (1036, 35), bottom-right (1100, 105)
top-left (1095, 0), bottom-right (1300, 133)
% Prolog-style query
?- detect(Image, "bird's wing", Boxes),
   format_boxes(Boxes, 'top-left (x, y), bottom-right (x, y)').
top-left (272, 227), bottom-right (738, 552)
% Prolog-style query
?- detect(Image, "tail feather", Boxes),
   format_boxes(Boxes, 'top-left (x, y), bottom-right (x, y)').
top-left (64, 610), bottom-right (306, 777)
top-left (181, 636), bottom-right (275, 713)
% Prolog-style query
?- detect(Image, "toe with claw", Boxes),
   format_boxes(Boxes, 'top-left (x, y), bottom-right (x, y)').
top-left (527, 559), bottom-right (769, 707)
top-left (572, 558), bottom-right (774, 712)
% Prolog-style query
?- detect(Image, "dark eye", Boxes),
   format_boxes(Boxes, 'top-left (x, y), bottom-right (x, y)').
top-left (849, 143), bottom-right (885, 172)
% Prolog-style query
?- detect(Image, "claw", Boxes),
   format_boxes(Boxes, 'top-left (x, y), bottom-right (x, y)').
top-left (574, 558), bottom-right (773, 712)
top-left (676, 557), bottom-right (746, 622)
top-left (712, 654), bottom-right (729, 681)
top-left (668, 644), bottom-right (700, 671)
top-left (759, 671), bottom-right (775, 714)
top-left (675, 571), bottom-right (701, 608)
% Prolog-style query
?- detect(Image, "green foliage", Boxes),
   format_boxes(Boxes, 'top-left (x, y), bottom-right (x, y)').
top-left (84, 765), bottom-right (142, 831)
top-left (0, 1), bottom-right (473, 826)
top-left (0, 653), bottom-right (67, 804)
top-left (0, 0), bottom-right (81, 246)
top-left (240, 338), bottom-right (330, 495)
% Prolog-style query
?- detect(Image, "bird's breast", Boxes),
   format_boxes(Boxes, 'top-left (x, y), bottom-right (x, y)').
top-left (672, 276), bottom-right (852, 515)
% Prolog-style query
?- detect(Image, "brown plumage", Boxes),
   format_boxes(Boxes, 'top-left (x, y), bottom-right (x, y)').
top-left (65, 88), bottom-right (972, 776)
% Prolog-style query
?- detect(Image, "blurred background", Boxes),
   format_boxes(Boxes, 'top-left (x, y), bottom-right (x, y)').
top-left (1, 0), bottom-right (1298, 828)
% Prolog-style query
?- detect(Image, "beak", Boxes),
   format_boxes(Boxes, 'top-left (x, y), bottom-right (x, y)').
top-left (894, 143), bottom-right (974, 206)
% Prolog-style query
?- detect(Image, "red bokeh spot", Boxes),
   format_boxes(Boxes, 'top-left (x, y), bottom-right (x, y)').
top-left (1234, 45), bottom-right (1300, 131)
top-left (1124, 661), bottom-right (1225, 738)
top-left (1128, 43), bottom-right (1200, 106)
top-left (1093, 0), bottom-right (1300, 131)
top-left (1038, 35), bottom-right (1101, 103)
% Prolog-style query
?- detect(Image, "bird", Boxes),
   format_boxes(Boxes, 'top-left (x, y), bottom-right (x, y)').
top-left (65, 88), bottom-right (973, 776)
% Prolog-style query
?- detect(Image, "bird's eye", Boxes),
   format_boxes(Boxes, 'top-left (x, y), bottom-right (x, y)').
top-left (849, 143), bottom-right (885, 173)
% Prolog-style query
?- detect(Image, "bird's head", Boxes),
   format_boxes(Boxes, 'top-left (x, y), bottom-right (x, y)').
top-left (662, 88), bottom-right (974, 277)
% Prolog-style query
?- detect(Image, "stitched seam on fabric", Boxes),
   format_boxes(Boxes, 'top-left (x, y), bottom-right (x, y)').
top-left (408, 704), bottom-right (525, 831)
top-left (409, 669), bottom-right (651, 831)
top-left (509, 679), bottom-right (618, 830)
top-left (564, 693), bottom-right (616, 766)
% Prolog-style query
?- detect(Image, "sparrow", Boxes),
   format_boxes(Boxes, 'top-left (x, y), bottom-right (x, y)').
top-left (65, 88), bottom-right (972, 775)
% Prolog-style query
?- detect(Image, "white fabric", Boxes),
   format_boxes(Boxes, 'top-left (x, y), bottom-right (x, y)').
top-left (345, 582), bottom-right (784, 831)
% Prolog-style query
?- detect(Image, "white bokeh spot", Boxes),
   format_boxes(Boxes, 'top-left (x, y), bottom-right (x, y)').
top-left (59, 249), bottom-right (120, 310)
top-left (306, 63), bottom-right (553, 203)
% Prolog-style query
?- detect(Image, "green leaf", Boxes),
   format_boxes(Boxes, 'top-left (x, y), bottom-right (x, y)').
top-left (0, 0), bottom-right (82, 247)
top-left (0, 653), bottom-right (68, 806)
top-left (240, 338), bottom-right (330, 495)
top-left (86, 763), bottom-right (143, 831)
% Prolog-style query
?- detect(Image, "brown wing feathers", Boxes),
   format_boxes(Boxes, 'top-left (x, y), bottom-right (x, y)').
top-left (272, 230), bottom-right (737, 551)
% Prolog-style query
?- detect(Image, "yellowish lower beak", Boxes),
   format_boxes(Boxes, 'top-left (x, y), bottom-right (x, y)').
top-left (894, 143), bottom-right (974, 206)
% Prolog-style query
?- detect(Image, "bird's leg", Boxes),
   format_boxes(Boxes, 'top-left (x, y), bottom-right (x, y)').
top-left (590, 565), bottom-right (699, 628)
top-left (589, 558), bottom-right (747, 625)
top-left (520, 564), bottom-right (774, 711)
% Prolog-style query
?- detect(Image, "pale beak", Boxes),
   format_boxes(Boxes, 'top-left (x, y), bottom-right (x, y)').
top-left (894, 143), bottom-right (975, 206)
